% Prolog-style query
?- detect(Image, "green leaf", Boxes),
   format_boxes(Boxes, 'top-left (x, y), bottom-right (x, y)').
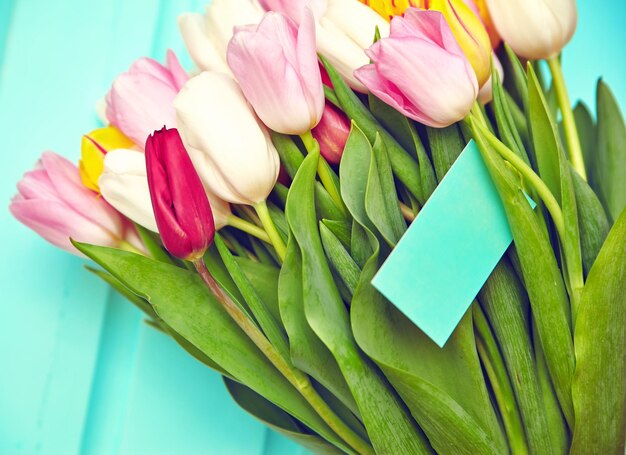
top-left (315, 182), bottom-right (347, 222)
top-left (571, 208), bottom-right (626, 455)
top-left (271, 131), bottom-right (304, 179)
top-left (595, 80), bottom-right (626, 222)
top-left (472, 125), bottom-right (575, 427)
top-left (286, 150), bottom-right (429, 454)
top-left (572, 102), bottom-right (596, 182)
top-left (503, 44), bottom-right (529, 112)
top-left (426, 125), bottom-right (465, 182)
top-left (365, 134), bottom-right (406, 247)
top-left (320, 55), bottom-right (422, 201)
top-left (214, 235), bottom-right (290, 360)
top-left (224, 378), bottom-right (346, 455)
top-left (134, 224), bottom-right (173, 264)
top-left (320, 222), bottom-right (361, 296)
top-left (235, 256), bottom-right (281, 322)
top-left (321, 219), bottom-right (351, 251)
top-left (571, 169), bottom-right (610, 275)
top-left (278, 235), bottom-right (360, 418)
top-left (478, 260), bottom-right (555, 454)
top-left (352, 252), bottom-right (505, 455)
top-left (528, 64), bottom-right (584, 318)
top-left (72, 242), bottom-right (346, 451)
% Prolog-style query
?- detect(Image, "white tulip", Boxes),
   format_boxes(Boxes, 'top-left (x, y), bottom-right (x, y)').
top-left (174, 72), bottom-right (280, 206)
top-left (178, 0), bottom-right (264, 74)
top-left (316, 0), bottom-right (389, 91)
top-left (486, 0), bottom-right (577, 60)
top-left (99, 149), bottom-right (231, 231)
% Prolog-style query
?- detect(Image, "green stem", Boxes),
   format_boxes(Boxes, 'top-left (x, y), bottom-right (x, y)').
top-left (226, 214), bottom-right (271, 244)
top-left (254, 200), bottom-right (287, 262)
top-left (547, 57), bottom-right (587, 181)
top-left (300, 131), bottom-right (346, 214)
top-left (473, 306), bottom-right (529, 455)
top-left (193, 260), bottom-right (374, 455)
top-left (470, 118), bottom-right (567, 244)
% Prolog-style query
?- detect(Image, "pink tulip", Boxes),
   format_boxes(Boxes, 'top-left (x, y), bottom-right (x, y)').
top-left (106, 50), bottom-right (189, 147)
top-left (258, 0), bottom-right (327, 22)
top-left (227, 9), bottom-right (325, 135)
top-left (146, 127), bottom-right (215, 261)
top-left (311, 104), bottom-right (350, 165)
top-left (10, 152), bottom-right (125, 255)
top-left (354, 9), bottom-right (478, 128)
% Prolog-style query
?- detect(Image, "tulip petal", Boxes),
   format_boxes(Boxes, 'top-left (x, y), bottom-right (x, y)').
top-left (178, 13), bottom-right (230, 73)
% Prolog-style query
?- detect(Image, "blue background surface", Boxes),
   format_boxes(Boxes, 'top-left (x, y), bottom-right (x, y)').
top-left (0, 1), bottom-right (624, 453)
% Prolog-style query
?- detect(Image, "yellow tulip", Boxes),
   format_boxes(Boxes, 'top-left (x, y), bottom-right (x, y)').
top-left (359, 0), bottom-right (491, 86)
top-left (79, 126), bottom-right (135, 192)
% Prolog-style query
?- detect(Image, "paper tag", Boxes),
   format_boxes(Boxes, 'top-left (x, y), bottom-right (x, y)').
top-left (372, 140), bottom-right (533, 347)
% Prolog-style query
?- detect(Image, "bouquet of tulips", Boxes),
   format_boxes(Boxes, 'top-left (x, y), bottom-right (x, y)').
top-left (10, 0), bottom-right (626, 453)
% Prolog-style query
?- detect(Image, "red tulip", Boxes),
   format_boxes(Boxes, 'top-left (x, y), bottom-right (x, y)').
top-left (311, 104), bottom-right (350, 165)
top-left (145, 127), bottom-right (215, 260)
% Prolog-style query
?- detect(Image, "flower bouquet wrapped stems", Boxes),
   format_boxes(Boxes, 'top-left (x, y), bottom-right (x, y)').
top-left (10, 0), bottom-right (626, 454)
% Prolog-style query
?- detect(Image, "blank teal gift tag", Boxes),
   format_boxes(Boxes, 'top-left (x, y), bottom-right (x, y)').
top-left (372, 140), bottom-right (533, 347)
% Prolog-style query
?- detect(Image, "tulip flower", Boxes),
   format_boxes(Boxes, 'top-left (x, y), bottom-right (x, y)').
top-left (174, 72), bottom-right (280, 206)
top-left (485, 0), bottom-right (577, 60)
top-left (311, 104), bottom-right (350, 164)
top-left (99, 148), bottom-right (231, 233)
top-left (79, 126), bottom-right (135, 193)
top-left (355, 9), bottom-right (478, 128)
top-left (227, 9), bottom-right (325, 135)
top-left (463, 0), bottom-right (500, 48)
top-left (260, 0), bottom-right (389, 92)
top-left (106, 50), bottom-right (188, 147)
top-left (10, 152), bottom-right (125, 255)
top-left (358, 0), bottom-right (420, 20)
top-left (145, 127), bottom-right (215, 261)
top-left (178, 0), bottom-right (264, 74)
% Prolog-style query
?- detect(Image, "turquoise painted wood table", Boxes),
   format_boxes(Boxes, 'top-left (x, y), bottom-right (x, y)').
top-left (1, 1), bottom-right (624, 454)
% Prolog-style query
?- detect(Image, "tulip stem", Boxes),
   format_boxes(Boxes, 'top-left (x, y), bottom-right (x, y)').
top-left (254, 200), bottom-right (287, 261)
top-left (193, 259), bottom-right (375, 455)
top-left (547, 56), bottom-right (587, 181)
top-left (300, 131), bottom-right (346, 214)
top-left (226, 214), bottom-right (271, 244)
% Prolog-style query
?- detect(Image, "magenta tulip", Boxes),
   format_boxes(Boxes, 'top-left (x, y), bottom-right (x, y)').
top-left (106, 50), bottom-right (189, 147)
top-left (311, 104), bottom-right (350, 165)
top-left (10, 152), bottom-right (125, 255)
top-left (145, 127), bottom-right (215, 260)
top-left (355, 9), bottom-right (478, 128)
top-left (227, 9), bottom-right (325, 135)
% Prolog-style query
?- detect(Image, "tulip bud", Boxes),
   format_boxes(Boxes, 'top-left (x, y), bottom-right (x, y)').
top-left (358, 0), bottom-right (421, 20)
top-left (174, 72), bottom-right (280, 206)
top-left (99, 148), bottom-right (231, 233)
top-left (258, 0), bottom-right (327, 22)
top-left (464, 0), bottom-right (500, 48)
top-left (10, 152), bottom-right (125, 255)
top-left (106, 50), bottom-right (188, 147)
top-left (145, 127), bottom-right (215, 261)
top-left (178, 0), bottom-right (264, 74)
top-left (355, 9), bottom-right (478, 128)
top-left (79, 126), bottom-right (135, 192)
top-left (485, 0), bottom-right (577, 60)
top-left (227, 10), bottom-right (325, 135)
top-left (311, 104), bottom-right (350, 164)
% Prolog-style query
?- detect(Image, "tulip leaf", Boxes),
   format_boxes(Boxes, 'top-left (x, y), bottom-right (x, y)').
top-left (320, 55), bottom-right (423, 201)
top-left (472, 125), bottom-right (575, 427)
top-left (315, 182), bottom-right (347, 222)
top-left (271, 131), bottom-right (304, 179)
top-left (365, 134), bottom-right (406, 247)
top-left (235, 256), bottom-right (282, 323)
top-left (134, 224), bottom-right (173, 264)
top-left (572, 102), bottom-right (596, 181)
top-left (224, 378), bottom-right (346, 455)
top-left (320, 222), bottom-right (361, 296)
top-left (571, 208), bottom-right (626, 454)
top-left (503, 44), bottom-right (529, 112)
top-left (478, 260), bottom-right (555, 454)
top-left (426, 125), bottom-right (465, 182)
top-left (351, 247), bottom-right (506, 455)
top-left (570, 169), bottom-right (610, 275)
top-left (528, 64), bottom-right (584, 318)
top-left (286, 150), bottom-right (430, 454)
top-left (595, 80), bottom-right (626, 223)
top-left (214, 235), bottom-right (290, 360)
top-left (321, 219), bottom-right (351, 251)
top-left (278, 235), bottom-right (360, 418)
top-left (72, 242), bottom-right (350, 452)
